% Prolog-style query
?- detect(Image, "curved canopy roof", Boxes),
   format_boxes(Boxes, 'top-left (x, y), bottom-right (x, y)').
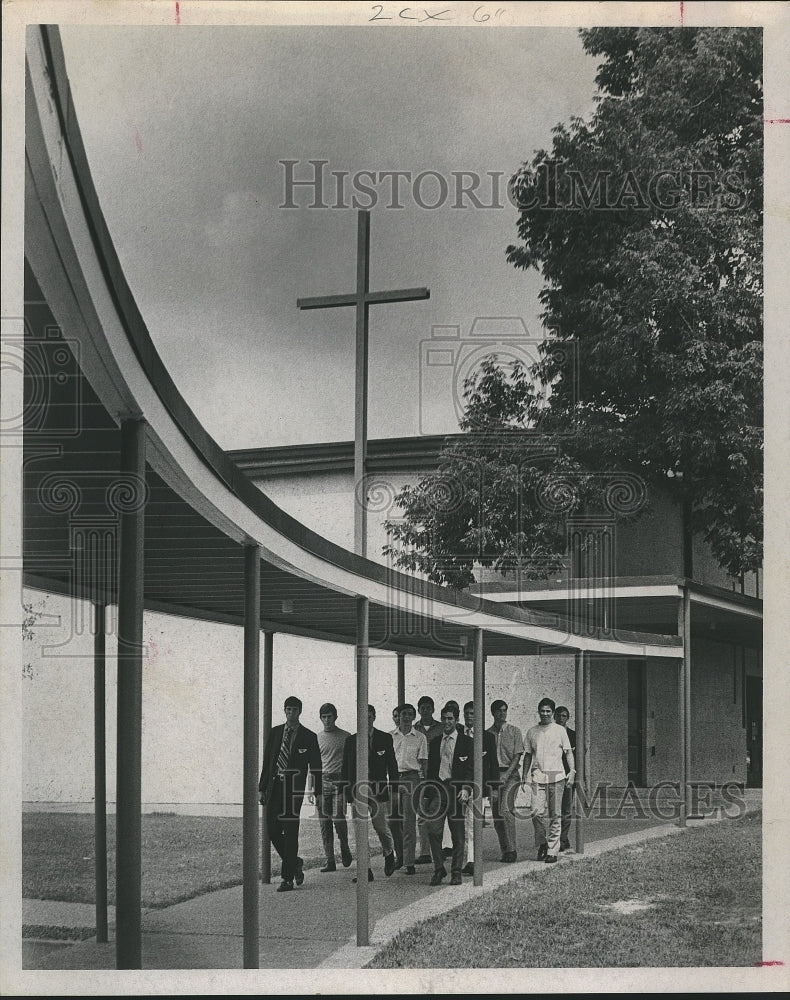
top-left (23, 26), bottom-right (681, 662)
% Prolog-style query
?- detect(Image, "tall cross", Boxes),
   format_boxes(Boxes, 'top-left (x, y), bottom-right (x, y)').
top-left (297, 211), bottom-right (430, 557)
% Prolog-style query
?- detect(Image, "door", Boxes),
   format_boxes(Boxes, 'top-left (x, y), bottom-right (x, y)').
top-left (627, 660), bottom-right (646, 786)
top-left (745, 676), bottom-right (762, 788)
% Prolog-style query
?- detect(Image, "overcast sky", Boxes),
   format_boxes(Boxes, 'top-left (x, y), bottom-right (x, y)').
top-left (60, 25), bottom-right (597, 449)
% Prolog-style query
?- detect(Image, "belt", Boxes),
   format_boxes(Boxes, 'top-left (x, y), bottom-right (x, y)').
top-left (399, 769), bottom-right (419, 776)
top-left (499, 766), bottom-right (510, 771)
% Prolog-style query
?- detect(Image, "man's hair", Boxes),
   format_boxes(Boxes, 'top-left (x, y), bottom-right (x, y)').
top-left (417, 696), bottom-right (434, 710)
top-left (463, 701), bottom-right (474, 713)
top-left (554, 705), bottom-right (570, 717)
top-left (284, 696), bottom-right (302, 711)
top-left (368, 704), bottom-right (376, 718)
top-left (319, 702), bottom-right (337, 718)
top-left (538, 697), bottom-right (556, 712)
top-left (400, 703), bottom-right (416, 717)
top-left (441, 703), bottom-right (459, 720)
top-left (392, 705), bottom-right (402, 715)
top-left (490, 699), bottom-right (508, 714)
top-left (446, 699), bottom-right (460, 711)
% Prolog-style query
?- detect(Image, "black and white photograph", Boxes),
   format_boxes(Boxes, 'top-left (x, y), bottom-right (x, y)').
top-left (1, 0), bottom-right (788, 993)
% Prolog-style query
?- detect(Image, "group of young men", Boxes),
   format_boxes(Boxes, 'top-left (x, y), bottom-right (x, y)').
top-left (258, 694), bottom-right (576, 892)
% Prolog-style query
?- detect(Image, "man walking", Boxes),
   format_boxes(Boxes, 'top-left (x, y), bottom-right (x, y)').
top-left (487, 699), bottom-right (524, 862)
top-left (414, 696), bottom-right (442, 864)
top-left (523, 697), bottom-right (575, 864)
top-left (424, 704), bottom-right (473, 885)
top-left (259, 696), bottom-right (322, 892)
top-left (461, 701), bottom-right (498, 876)
top-left (391, 703), bottom-right (428, 874)
top-left (311, 703), bottom-right (352, 872)
top-left (553, 705), bottom-right (577, 852)
top-left (342, 705), bottom-right (398, 881)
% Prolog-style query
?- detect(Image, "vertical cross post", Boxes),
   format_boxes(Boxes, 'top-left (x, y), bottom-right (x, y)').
top-left (355, 596), bottom-right (370, 946)
top-left (397, 652), bottom-right (406, 707)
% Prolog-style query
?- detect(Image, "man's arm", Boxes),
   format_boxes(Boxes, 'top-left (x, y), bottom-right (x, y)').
top-left (384, 733), bottom-right (399, 786)
top-left (308, 732), bottom-right (322, 798)
top-left (417, 732), bottom-right (428, 780)
top-left (521, 751), bottom-right (533, 785)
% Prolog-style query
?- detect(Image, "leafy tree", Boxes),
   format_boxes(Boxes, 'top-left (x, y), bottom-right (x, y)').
top-left (385, 27), bottom-right (762, 588)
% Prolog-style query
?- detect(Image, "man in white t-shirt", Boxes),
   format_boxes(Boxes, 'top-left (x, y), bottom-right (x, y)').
top-left (522, 697), bottom-right (575, 864)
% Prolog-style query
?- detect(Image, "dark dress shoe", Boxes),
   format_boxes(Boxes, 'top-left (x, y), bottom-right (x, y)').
top-left (544, 854), bottom-right (558, 864)
top-left (462, 862), bottom-right (474, 876)
top-left (384, 852), bottom-right (396, 877)
top-left (352, 868), bottom-right (375, 882)
top-left (276, 879), bottom-right (294, 892)
top-left (405, 865), bottom-right (416, 875)
top-left (414, 854), bottom-right (432, 865)
top-left (429, 868), bottom-right (447, 886)
top-left (320, 861), bottom-right (337, 873)
top-left (537, 842), bottom-right (548, 861)
top-left (450, 873), bottom-right (463, 885)
top-left (294, 857), bottom-right (305, 885)
top-left (503, 852), bottom-right (516, 863)
top-left (340, 844), bottom-right (353, 867)
top-left (560, 840), bottom-right (571, 852)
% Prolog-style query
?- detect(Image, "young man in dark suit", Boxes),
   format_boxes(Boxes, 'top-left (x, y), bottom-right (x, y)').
top-left (423, 703), bottom-right (474, 885)
top-left (259, 696), bottom-right (322, 892)
top-left (342, 704), bottom-right (399, 881)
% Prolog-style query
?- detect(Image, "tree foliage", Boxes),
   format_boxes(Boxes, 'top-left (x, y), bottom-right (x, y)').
top-left (386, 28), bottom-right (762, 588)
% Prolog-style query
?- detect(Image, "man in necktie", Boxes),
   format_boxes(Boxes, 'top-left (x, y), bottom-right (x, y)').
top-left (423, 704), bottom-right (473, 885)
top-left (259, 696), bottom-right (322, 892)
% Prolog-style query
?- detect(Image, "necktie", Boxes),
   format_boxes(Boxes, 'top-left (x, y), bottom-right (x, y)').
top-left (441, 735), bottom-right (453, 779)
top-left (277, 726), bottom-right (293, 774)
top-left (466, 726), bottom-right (473, 737)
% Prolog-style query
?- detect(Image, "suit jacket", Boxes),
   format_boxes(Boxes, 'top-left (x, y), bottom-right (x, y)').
top-left (426, 729), bottom-right (474, 790)
top-left (259, 723), bottom-right (322, 802)
top-left (461, 728), bottom-right (500, 789)
top-left (342, 728), bottom-right (398, 802)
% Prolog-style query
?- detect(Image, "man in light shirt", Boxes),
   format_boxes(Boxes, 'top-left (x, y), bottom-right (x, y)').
top-left (522, 697), bottom-right (575, 864)
top-left (391, 703), bottom-right (428, 874)
top-left (309, 702), bottom-right (352, 872)
top-left (414, 696), bottom-right (442, 864)
top-left (486, 699), bottom-right (524, 862)
top-left (461, 701), bottom-right (498, 876)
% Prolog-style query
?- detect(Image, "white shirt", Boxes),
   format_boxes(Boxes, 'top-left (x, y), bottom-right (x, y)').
top-left (392, 727), bottom-right (428, 772)
top-left (439, 730), bottom-right (457, 781)
top-left (525, 721), bottom-right (572, 784)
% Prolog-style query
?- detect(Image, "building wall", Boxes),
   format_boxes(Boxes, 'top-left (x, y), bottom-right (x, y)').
top-left (645, 657), bottom-right (682, 785)
top-left (588, 658), bottom-right (629, 787)
top-left (690, 636), bottom-right (747, 785)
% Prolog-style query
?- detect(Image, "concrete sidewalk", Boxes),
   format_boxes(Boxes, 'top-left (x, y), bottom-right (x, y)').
top-left (24, 801), bottom-right (759, 971)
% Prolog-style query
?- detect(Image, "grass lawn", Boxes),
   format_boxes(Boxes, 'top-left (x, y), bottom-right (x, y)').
top-left (369, 811), bottom-right (762, 968)
top-left (22, 810), bottom-right (333, 909)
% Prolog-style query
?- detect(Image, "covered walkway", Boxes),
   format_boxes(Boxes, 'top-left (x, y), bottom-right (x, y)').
top-left (20, 26), bottom-right (686, 970)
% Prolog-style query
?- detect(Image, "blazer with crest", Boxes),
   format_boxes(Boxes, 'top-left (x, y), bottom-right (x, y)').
top-left (342, 727), bottom-right (398, 802)
top-left (259, 723), bottom-right (322, 802)
top-left (426, 729), bottom-right (474, 790)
